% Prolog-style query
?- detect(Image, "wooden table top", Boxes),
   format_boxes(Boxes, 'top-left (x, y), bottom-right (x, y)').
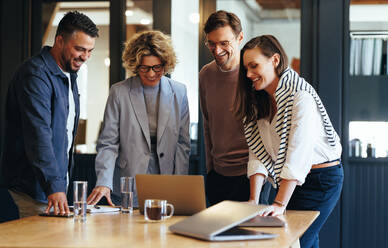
top-left (0, 210), bottom-right (319, 248)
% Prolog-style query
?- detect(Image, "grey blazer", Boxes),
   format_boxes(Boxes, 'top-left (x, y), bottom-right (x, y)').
top-left (95, 76), bottom-right (190, 199)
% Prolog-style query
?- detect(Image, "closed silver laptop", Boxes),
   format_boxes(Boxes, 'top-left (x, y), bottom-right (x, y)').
top-left (169, 200), bottom-right (278, 241)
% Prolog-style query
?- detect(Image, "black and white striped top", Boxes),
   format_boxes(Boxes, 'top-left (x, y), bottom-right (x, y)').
top-left (244, 68), bottom-right (340, 187)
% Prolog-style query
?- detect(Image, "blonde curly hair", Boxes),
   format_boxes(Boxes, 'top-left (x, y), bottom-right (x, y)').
top-left (122, 30), bottom-right (177, 75)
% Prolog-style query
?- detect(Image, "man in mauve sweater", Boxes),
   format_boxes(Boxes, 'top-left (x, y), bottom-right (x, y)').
top-left (199, 10), bottom-right (270, 205)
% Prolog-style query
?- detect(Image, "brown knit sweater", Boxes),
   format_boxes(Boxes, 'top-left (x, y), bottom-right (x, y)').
top-left (199, 61), bottom-right (248, 176)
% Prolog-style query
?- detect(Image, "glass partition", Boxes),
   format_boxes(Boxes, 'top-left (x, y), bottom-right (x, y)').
top-left (43, 1), bottom-right (111, 154)
top-left (217, 0), bottom-right (301, 72)
top-left (171, 0), bottom-right (199, 155)
top-left (44, 1), bottom-right (154, 154)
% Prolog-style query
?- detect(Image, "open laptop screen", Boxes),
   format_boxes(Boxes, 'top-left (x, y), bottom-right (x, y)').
top-left (136, 174), bottom-right (206, 215)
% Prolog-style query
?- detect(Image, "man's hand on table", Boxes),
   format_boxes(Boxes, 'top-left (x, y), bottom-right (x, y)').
top-left (46, 192), bottom-right (70, 215)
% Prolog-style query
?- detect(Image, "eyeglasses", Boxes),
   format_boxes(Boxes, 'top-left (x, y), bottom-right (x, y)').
top-left (204, 39), bottom-right (233, 49)
top-left (137, 64), bottom-right (164, 73)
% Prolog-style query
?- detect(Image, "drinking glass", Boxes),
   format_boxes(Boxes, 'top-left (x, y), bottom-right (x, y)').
top-left (120, 177), bottom-right (134, 213)
top-left (73, 181), bottom-right (88, 222)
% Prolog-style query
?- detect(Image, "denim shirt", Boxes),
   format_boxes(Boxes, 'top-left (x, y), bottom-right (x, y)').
top-left (1, 46), bottom-right (80, 202)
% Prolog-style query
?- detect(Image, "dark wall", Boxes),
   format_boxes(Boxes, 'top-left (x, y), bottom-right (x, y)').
top-left (301, 0), bottom-right (344, 129)
top-left (0, 0), bottom-right (30, 183)
top-left (342, 160), bottom-right (388, 247)
top-left (301, 0), bottom-right (345, 247)
top-left (0, 0), bottom-right (2, 168)
top-left (340, 0), bottom-right (388, 247)
top-left (109, 0), bottom-right (126, 86)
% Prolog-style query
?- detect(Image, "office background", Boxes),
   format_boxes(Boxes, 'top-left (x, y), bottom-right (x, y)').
top-left (0, 0), bottom-right (387, 247)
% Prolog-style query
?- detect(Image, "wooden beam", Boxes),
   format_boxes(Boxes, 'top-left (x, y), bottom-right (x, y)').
top-left (42, 3), bottom-right (59, 45)
top-left (351, 0), bottom-right (388, 4)
top-left (152, 0), bottom-right (171, 35)
top-left (255, 0), bottom-right (301, 9)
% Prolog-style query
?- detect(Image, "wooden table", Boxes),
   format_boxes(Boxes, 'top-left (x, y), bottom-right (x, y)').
top-left (0, 210), bottom-right (318, 248)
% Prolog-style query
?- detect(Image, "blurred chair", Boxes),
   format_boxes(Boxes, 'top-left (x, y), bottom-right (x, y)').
top-left (0, 188), bottom-right (19, 223)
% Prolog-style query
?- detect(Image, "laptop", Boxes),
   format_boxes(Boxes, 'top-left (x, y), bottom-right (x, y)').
top-left (136, 174), bottom-right (206, 215)
top-left (169, 200), bottom-right (278, 241)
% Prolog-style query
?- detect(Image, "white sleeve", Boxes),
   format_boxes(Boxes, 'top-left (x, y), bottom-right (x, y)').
top-left (280, 91), bottom-right (319, 185)
top-left (247, 148), bottom-right (269, 178)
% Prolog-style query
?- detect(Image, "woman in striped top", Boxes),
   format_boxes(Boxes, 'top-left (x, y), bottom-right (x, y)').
top-left (234, 35), bottom-right (343, 248)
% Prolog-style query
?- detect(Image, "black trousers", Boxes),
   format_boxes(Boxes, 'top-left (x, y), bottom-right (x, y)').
top-left (205, 170), bottom-right (271, 206)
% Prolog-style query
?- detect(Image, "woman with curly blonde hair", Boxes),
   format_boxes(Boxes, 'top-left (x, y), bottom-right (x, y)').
top-left (87, 30), bottom-right (190, 207)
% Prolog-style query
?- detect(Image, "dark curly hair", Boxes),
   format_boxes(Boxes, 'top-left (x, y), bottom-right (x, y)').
top-left (55, 11), bottom-right (99, 39)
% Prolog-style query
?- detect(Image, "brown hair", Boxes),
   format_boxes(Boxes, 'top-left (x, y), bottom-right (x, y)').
top-left (122, 30), bottom-right (177, 76)
top-left (204, 10), bottom-right (242, 36)
top-left (234, 35), bottom-right (289, 124)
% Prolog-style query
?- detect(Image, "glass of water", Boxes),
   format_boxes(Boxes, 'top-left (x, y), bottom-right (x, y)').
top-left (73, 181), bottom-right (88, 222)
top-left (120, 177), bottom-right (134, 213)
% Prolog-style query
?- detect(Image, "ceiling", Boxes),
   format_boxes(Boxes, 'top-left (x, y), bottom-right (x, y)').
top-left (255, 0), bottom-right (300, 9)
top-left (255, 0), bottom-right (388, 8)
top-left (47, 0), bottom-right (388, 26)
top-left (50, 1), bottom-right (152, 26)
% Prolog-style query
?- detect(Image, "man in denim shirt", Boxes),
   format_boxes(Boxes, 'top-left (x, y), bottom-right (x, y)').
top-left (1, 11), bottom-right (98, 218)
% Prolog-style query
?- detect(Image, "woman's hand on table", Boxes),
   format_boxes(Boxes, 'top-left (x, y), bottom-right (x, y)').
top-left (87, 186), bottom-right (114, 206)
top-left (245, 199), bottom-right (258, 205)
top-left (261, 203), bottom-right (286, 216)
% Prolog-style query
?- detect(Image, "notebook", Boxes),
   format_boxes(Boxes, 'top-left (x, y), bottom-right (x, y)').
top-left (69, 205), bottom-right (120, 214)
top-left (135, 174), bottom-right (207, 215)
top-left (169, 200), bottom-right (278, 241)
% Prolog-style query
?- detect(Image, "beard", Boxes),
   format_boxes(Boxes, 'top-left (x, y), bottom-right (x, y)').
top-left (213, 49), bottom-right (235, 71)
top-left (215, 57), bottom-right (227, 67)
top-left (61, 53), bottom-right (81, 73)
top-left (214, 53), bottom-right (229, 66)
top-left (64, 60), bottom-right (79, 73)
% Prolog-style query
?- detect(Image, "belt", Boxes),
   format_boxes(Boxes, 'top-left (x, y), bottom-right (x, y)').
top-left (311, 159), bottom-right (340, 170)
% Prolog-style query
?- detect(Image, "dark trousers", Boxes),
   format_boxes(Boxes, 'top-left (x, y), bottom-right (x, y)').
top-left (286, 164), bottom-right (344, 248)
top-left (0, 188), bottom-right (19, 223)
top-left (205, 170), bottom-right (271, 206)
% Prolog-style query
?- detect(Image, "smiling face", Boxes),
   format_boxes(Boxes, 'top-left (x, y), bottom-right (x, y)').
top-left (243, 47), bottom-right (280, 94)
top-left (206, 25), bottom-right (243, 71)
top-left (138, 55), bottom-right (164, 87)
top-left (57, 31), bottom-right (96, 73)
